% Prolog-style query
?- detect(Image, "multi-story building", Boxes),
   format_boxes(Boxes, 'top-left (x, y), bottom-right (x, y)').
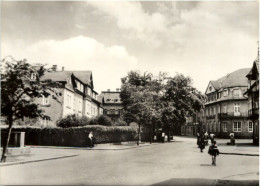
top-left (204, 68), bottom-right (252, 138)
top-left (245, 58), bottom-right (259, 144)
top-left (99, 89), bottom-right (123, 120)
top-left (181, 110), bottom-right (205, 136)
top-left (38, 65), bottom-right (103, 126)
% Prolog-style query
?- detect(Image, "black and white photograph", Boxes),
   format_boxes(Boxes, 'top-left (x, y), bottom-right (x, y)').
top-left (0, 1), bottom-right (259, 185)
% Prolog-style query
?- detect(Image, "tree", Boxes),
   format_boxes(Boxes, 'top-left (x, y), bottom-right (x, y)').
top-left (120, 71), bottom-right (165, 144)
top-left (1, 56), bottom-right (60, 162)
top-left (120, 71), bottom-right (205, 143)
top-left (161, 73), bottom-right (206, 138)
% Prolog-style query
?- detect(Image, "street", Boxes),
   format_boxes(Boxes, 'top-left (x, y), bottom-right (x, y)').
top-left (0, 137), bottom-right (259, 185)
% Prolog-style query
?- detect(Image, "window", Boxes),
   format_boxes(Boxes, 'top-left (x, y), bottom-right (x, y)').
top-left (234, 103), bottom-right (240, 116)
top-left (67, 77), bottom-right (71, 84)
top-left (31, 73), bottom-right (37, 80)
top-left (67, 94), bottom-right (72, 108)
top-left (223, 122), bottom-right (227, 132)
top-left (209, 86), bottom-right (212, 91)
top-left (233, 122), bottom-right (242, 132)
top-left (233, 89), bottom-right (240, 97)
top-left (223, 105), bottom-right (227, 113)
top-left (223, 89), bottom-right (228, 97)
top-left (218, 105), bottom-right (220, 113)
top-left (42, 95), bottom-right (49, 105)
top-left (213, 107), bottom-right (216, 115)
top-left (217, 92), bottom-right (221, 99)
top-left (248, 122), bottom-right (253, 132)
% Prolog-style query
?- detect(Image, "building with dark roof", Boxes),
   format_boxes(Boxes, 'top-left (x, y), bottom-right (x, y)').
top-left (245, 56), bottom-right (259, 144)
top-left (203, 68), bottom-right (252, 138)
top-left (99, 89), bottom-right (123, 120)
top-left (37, 65), bottom-right (103, 126)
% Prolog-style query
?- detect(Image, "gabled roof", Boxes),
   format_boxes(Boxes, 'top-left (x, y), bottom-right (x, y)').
top-left (100, 92), bottom-right (122, 104)
top-left (40, 71), bottom-right (72, 82)
top-left (246, 59), bottom-right (259, 79)
top-left (66, 71), bottom-right (92, 85)
top-left (41, 70), bottom-right (93, 86)
top-left (206, 68), bottom-right (250, 94)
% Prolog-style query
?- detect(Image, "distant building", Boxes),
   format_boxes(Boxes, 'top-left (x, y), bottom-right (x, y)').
top-left (181, 110), bottom-right (206, 136)
top-left (99, 89), bottom-right (123, 120)
top-left (38, 65), bottom-right (103, 126)
top-left (204, 68), bottom-right (252, 138)
top-left (245, 57), bottom-right (259, 144)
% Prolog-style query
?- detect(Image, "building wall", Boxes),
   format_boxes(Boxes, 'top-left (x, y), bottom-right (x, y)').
top-left (62, 89), bottom-right (74, 117)
top-left (204, 90), bottom-right (252, 138)
top-left (73, 93), bottom-right (83, 116)
top-left (33, 88), bottom-right (64, 126)
top-left (84, 99), bottom-right (92, 118)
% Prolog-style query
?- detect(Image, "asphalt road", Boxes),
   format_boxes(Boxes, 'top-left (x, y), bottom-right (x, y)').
top-left (0, 137), bottom-right (259, 185)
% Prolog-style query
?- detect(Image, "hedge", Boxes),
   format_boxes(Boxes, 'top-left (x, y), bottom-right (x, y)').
top-left (1, 125), bottom-right (139, 147)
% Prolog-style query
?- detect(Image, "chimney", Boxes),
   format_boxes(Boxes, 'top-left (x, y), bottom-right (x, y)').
top-left (107, 89), bottom-right (110, 92)
top-left (62, 66), bottom-right (65, 71)
top-left (116, 88), bottom-right (120, 92)
top-left (52, 65), bottom-right (57, 71)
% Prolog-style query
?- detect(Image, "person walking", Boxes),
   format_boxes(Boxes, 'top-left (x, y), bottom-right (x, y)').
top-left (161, 132), bottom-right (165, 143)
top-left (209, 133), bottom-right (215, 144)
top-left (199, 134), bottom-right (205, 152)
top-left (196, 132), bottom-right (200, 147)
top-left (88, 131), bottom-right (94, 148)
top-left (204, 131), bottom-right (209, 145)
top-left (208, 141), bottom-right (220, 166)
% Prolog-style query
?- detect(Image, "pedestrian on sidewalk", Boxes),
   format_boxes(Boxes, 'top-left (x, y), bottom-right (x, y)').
top-left (204, 131), bottom-right (209, 145)
top-left (196, 132), bottom-right (200, 147)
top-left (209, 133), bottom-right (215, 144)
top-left (208, 141), bottom-right (219, 166)
top-left (88, 131), bottom-right (94, 148)
top-left (161, 132), bottom-right (165, 143)
top-left (199, 134), bottom-right (205, 152)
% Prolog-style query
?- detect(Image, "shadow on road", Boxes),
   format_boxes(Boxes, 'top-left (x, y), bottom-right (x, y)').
top-left (152, 178), bottom-right (259, 186)
top-left (200, 164), bottom-right (212, 166)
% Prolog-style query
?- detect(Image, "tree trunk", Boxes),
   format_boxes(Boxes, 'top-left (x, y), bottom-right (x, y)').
top-left (1, 117), bottom-right (13, 162)
top-left (167, 130), bottom-right (170, 142)
top-left (150, 122), bottom-right (152, 144)
top-left (137, 123), bottom-right (141, 146)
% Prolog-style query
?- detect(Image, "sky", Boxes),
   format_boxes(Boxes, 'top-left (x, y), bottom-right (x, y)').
top-left (1, 1), bottom-right (259, 93)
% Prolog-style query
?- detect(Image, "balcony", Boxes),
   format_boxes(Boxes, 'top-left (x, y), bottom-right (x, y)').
top-left (248, 108), bottom-right (259, 117)
top-left (218, 112), bottom-right (248, 119)
top-left (206, 115), bottom-right (216, 119)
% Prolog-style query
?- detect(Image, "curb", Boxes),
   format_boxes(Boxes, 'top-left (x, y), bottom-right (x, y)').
top-left (1, 154), bottom-right (79, 167)
top-left (220, 152), bottom-right (259, 156)
top-left (29, 142), bottom-right (174, 151)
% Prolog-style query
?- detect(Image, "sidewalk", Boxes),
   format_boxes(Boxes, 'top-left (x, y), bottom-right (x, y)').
top-left (177, 136), bottom-right (259, 156)
top-left (1, 148), bottom-right (79, 166)
top-left (213, 138), bottom-right (259, 156)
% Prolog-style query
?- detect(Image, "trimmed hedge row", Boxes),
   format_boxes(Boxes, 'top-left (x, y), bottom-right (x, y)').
top-left (1, 125), bottom-right (139, 147)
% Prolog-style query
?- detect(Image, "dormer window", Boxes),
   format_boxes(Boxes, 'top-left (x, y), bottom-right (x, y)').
top-left (67, 77), bottom-right (71, 84)
top-left (31, 73), bottom-right (37, 80)
top-left (75, 80), bottom-right (84, 92)
top-left (106, 99), bottom-right (111, 102)
top-left (42, 95), bottom-right (49, 105)
top-left (233, 89), bottom-right (240, 97)
top-left (114, 99), bottom-right (118, 102)
top-left (223, 89), bottom-right (228, 97)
